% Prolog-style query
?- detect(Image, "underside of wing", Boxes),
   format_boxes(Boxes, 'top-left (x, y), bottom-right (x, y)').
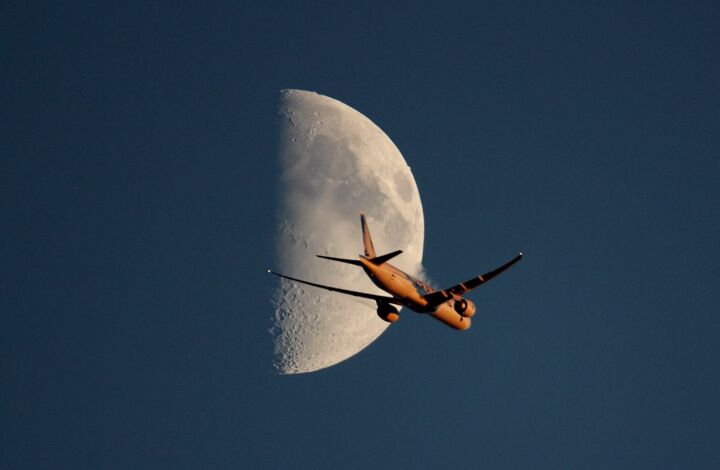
top-left (268, 270), bottom-right (403, 306)
top-left (422, 253), bottom-right (523, 307)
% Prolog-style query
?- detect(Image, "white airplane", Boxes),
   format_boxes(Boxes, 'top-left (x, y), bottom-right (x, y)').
top-left (269, 213), bottom-right (522, 330)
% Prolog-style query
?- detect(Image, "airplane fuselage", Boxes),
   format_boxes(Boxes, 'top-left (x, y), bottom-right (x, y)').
top-left (357, 256), bottom-right (473, 330)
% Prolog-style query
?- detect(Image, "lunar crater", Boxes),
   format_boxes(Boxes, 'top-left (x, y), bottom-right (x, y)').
top-left (272, 89), bottom-right (424, 374)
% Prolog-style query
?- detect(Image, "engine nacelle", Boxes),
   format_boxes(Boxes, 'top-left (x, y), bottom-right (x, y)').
top-left (377, 303), bottom-right (400, 323)
top-left (454, 298), bottom-right (476, 318)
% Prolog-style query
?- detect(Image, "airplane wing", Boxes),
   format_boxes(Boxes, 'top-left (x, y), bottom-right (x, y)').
top-left (422, 253), bottom-right (523, 306)
top-left (268, 270), bottom-right (404, 306)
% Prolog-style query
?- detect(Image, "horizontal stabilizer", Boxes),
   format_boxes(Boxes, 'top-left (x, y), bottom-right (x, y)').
top-left (365, 249), bottom-right (403, 265)
top-left (317, 255), bottom-right (363, 266)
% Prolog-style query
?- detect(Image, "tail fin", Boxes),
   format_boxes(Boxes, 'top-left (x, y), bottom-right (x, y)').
top-left (360, 212), bottom-right (376, 257)
top-left (317, 213), bottom-right (402, 267)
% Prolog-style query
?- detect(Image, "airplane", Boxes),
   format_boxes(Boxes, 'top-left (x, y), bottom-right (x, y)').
top-left (268, 213), bottom-right (522, 330)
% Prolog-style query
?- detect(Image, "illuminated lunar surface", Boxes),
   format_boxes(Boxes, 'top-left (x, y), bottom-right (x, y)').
top-left (272, 89), bottom-right (424, 374)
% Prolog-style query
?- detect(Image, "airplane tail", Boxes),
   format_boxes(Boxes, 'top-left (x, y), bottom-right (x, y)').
top-left (316, 213), bottom-right (403, 266)
top-left (360, 212), bottom-right (376, 257)
top-left (318, 249), bottom-right (403, 266)
top-left (358, 213), bottom-right (403, 265)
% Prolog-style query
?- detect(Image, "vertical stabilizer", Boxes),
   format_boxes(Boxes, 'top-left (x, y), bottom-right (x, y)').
top-left (360, 212), bottom-right (376, 257)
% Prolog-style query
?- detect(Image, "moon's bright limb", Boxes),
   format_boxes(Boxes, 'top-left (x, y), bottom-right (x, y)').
top-left (271, 90), bottom-right (425, 374)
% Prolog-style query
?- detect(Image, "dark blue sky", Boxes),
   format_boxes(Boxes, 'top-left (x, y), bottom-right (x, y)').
top-left (3, 1), bottom-right (719, 468)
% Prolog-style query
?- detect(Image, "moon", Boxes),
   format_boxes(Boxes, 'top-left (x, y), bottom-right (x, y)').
top-left (272, 89), bottom-right (424, 374)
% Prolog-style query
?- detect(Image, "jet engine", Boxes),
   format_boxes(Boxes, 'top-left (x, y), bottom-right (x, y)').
top-left (454, 298), bottom-right (476, 318)
top-left (377, 303), bottom-right (400, 323)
